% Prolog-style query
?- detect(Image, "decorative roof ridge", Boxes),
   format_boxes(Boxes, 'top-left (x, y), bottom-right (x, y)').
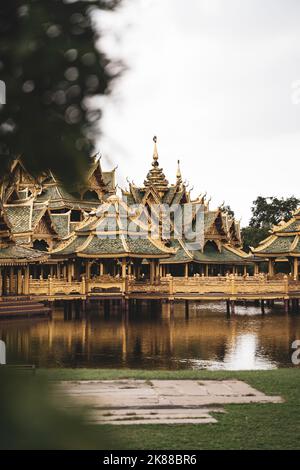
top-left (75, 233), bottom-right (94, 253)
top-left (178, 238), bottom-right (194, 259)
top-left (51, 210), bottom-right (71, 218)
top-left (32, 208), bottom-right (59, 237)
top-left (31, 205), bottom-right (48, 228)
top-left (276, 231), bottom-right (298, 237)
top-left (290, 235), bottom-right (299, 252)
top-left (10, 156), bottom-right (32, 176)
top-left (273, 217), bottom-right (296, 233)
top-left (116, 208), bottom-right (129, 252)
top-left (33, 201), bottom-right (49, 208)
top-left (75, 214), bottom-right (98, 232)
top-left (3, 194), bottom-right (36, 208)
top-left (147, 236), bottom-right (175, 254)
top-left (223, 243), bottom-right (250, 259)
top-left (51, 233), bottom-right (77, 253)
top-left (141, 186), bottom-right (161, 205)
top-left (252, 234), bottom-right (277, 253)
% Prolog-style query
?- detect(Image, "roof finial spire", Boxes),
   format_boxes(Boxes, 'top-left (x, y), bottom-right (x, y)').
top-left (144, 136), bottom-right (169, 191)
top-left (152, 136), bottom-right (159, 167)
top-left (176, 159), bottom-right (182, 185)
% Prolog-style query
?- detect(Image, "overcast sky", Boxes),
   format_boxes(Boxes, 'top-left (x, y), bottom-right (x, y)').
top-left (94, 0), bottom-right (300, 225)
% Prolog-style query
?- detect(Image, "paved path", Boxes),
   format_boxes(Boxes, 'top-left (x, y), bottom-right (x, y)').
top-left (57, 380), bottom-right (283, 425)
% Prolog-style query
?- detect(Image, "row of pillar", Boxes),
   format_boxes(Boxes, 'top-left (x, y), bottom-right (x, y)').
top-left (266, 257), bottom-right (299, 280)
top-left (0, 266), bottom-right (30, 296)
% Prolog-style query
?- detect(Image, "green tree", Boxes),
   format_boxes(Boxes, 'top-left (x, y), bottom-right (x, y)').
top-left (249, 196), bottom-right (300, 229)
top-left (0, 0), bottom-right (121, 186)
top-left (242, 196), bottom-right (300, 251)
top-left (241, 226), bottom-right (270, 252)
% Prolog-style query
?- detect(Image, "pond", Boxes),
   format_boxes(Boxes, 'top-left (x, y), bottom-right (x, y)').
top-left (0, 301), bottom-right (300, 370)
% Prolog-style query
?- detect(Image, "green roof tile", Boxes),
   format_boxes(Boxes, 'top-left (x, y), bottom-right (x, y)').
top-left (51, 213), bottom-right (70, 238)
top-left (81, 236), bottom-right (124, 255)
top-left (5, 206), bottom-right (32, 233)
top-left (259, 236), bottom-right (293, 254)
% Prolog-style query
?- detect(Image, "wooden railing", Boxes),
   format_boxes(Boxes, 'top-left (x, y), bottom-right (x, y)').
top-left (170, 275), bottom-right (289, 296)
top-left (127, 278), bottom-right (170, 294)
top-left (26, 274), bottom-right (300, 299)
top-left (29, 277), bottom-right (85, 296)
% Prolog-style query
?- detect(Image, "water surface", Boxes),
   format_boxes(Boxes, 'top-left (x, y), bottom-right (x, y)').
top-left (0, 301), bottom-right (299, 370)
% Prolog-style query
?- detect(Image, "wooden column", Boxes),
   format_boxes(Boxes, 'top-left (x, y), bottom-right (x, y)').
top-left (268, 259), bottom-right (274, 277)
top-left (57, 263), bottom-right (61, 279)
top-left (121, 258), bottom-right (127, 279)
top-left (67, 262), bottom-right (72, 283)
top-left (205, 264), bottom-right (209, 277)
top-left (0, 269), bottom-right (3, 297)
top-left (128, 262), bottom-right (132, 276)
top-left (150, 260), bottom-right (155, 284)
top-left (254, 263), bottom-right (259, 276)
top-left (17, 267), bottom-right (22, 295)
top-left (24, 266), bottom-right (30, 295)
top-left (155, 260), bottom-right (160, 283)
top-left (99, 262), bottom-right (104, 276)
top-left (86, 261), bottom-right (91, 279)
top-left (185, 263), bottom-right (189, 278)
top-left (243, 265), bottom-right (247, 276)
top-left (293, 257), bottom-right (299, 281)
top-left (9, 267), bottom-right (14, 295)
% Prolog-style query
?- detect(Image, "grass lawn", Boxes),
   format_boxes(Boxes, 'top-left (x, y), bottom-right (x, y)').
top-left (39, 368), bottom-right (300, 450)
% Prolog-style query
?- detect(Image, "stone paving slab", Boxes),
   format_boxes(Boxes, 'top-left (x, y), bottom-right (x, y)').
top-left (57, 380), bottom-right (283, 425)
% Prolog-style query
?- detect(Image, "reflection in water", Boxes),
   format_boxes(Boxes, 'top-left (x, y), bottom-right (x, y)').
top-left (0, 301), bottom-right (300, 370)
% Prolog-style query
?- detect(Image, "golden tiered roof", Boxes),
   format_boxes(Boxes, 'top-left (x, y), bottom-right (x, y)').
top-left (143, 137), bottom-right (169, 193)
top-left (252, 208), bottom-right (300, 258)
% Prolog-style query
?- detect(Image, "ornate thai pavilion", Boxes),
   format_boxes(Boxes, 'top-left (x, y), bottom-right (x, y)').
top-left (122, 137), bottom-right (251, 277)
top-left (51, 195), bottom-right (174, 283)
top-left (0, 204), bottom-right (48, 296)
top-left (0, 139), bottom-right (251, 283)
top-left (252, 208), bottom-right (300, 279)
top-left (0, 155), bottom-right (116, 250)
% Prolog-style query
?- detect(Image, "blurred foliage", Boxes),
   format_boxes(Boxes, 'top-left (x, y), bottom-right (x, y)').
top-left (242, 196), bottom-right (300, 251)
top-left (0, 0), bottom-right (121, 186)
top-left (0, 368), bottom-right (111, 449)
